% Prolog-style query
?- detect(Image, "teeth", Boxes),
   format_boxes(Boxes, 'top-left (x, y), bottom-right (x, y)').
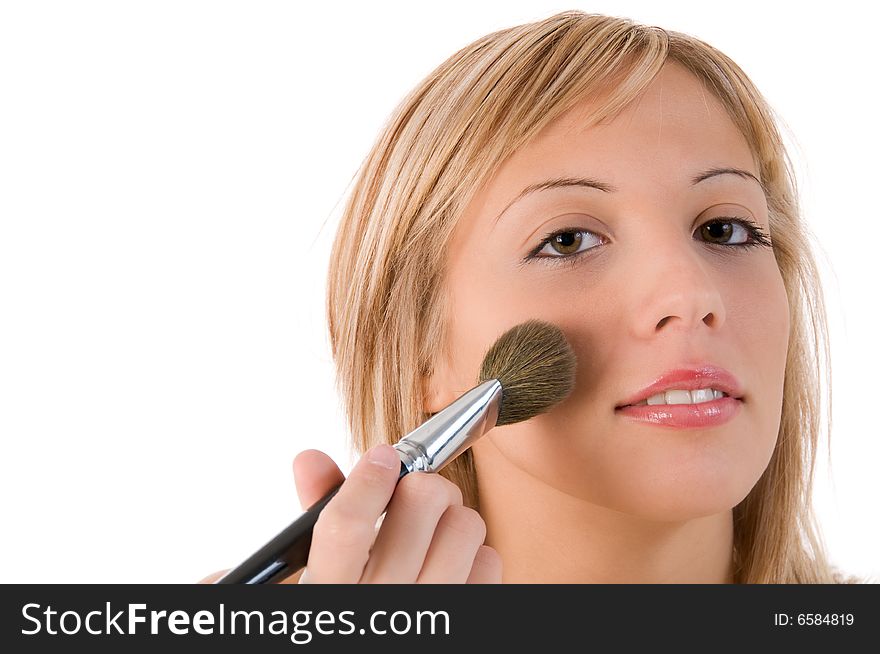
top-left (634, 388), bottom-right (727, 406)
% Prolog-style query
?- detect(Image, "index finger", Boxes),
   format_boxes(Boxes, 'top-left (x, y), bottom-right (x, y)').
top-left (304, 444), bottom-right (402, 583)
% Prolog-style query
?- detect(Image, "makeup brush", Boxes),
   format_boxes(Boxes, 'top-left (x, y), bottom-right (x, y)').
top-left (215, 318), bottom-right (577, 584)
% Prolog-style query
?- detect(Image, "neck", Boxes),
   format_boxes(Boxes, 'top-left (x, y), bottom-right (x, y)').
top-left (472, 440), bottom-right (735, 584)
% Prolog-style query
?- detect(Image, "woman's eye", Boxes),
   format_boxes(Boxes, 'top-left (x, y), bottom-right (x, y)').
top-left (532, 229), bottom-right (603, 258)
top-left (698, 218), bottom-right (749, 245)
top-left (697, 216), bottom-right (773, 249)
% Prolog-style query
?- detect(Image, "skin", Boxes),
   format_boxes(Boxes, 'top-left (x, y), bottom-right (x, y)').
top-left (422, 61), bottom-right (790, 583)
top-left (201, 60), bottom-right (789, 586)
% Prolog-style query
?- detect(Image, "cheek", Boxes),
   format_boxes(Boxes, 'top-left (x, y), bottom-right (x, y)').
top-left (443, 255), bottom-right (553, 388)
top-left (729, 257), bottom-right (790, 435)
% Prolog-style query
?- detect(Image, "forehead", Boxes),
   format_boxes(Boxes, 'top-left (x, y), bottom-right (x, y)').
top-left (549, 61), bottom-right (749, 154)
top-left (479, 61), bottom-right (757, 205)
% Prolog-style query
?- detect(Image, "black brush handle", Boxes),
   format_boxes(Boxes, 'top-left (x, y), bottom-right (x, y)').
top-left (215, 461), bottom-right (408, 584)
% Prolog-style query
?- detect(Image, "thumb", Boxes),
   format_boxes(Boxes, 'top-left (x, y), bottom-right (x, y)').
top-left (292, 449), bottom-right (346, 510)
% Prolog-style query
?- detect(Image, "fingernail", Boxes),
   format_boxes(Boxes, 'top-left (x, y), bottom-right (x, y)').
top-left (367, 444), bottom-right (400, 470)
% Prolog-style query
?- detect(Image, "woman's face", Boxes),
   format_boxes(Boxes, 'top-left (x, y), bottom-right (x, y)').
top-left (425, 62), bottom-right (789, 520)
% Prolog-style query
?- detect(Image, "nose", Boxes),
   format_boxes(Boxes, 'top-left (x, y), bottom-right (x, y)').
top-left (629, 238), bottom-right (726, 339)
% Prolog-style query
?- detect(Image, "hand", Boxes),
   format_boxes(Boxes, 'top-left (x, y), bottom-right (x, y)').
top-left (198, 445), bottom-right (502, 584)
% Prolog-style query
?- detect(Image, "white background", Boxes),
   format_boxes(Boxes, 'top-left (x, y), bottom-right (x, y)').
top-left (1, 0), bottom-right (877, 583)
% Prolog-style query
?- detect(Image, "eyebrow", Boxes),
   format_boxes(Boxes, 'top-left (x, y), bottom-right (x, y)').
top-left (493, 167), bottom-right (768, 226)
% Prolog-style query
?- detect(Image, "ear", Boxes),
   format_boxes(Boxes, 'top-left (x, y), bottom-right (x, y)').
top-left (421, 354), bottom-right (459, 415)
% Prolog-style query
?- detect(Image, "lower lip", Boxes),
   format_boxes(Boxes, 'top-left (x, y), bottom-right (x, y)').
top-left (614, 397), bottom-right (743, 428)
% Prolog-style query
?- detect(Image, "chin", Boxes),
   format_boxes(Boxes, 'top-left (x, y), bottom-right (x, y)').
top-left (592, 459), bottom-right (760, 522)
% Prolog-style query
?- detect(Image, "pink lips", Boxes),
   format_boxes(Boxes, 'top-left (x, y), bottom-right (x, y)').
top-left (614, 365), bottom-right (745, 429)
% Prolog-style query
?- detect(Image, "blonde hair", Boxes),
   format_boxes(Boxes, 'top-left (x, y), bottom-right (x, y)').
top-left (325, 10), bottom-right (861, 583)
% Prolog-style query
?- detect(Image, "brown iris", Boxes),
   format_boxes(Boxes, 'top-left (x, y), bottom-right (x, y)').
top-left (699, 221), bottom-right (734, 244)
top-left (548, 231), bottom-right (584, 255)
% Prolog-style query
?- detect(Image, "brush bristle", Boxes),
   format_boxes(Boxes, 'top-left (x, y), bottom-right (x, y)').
top-left (478, 319), bottom-right (577, 426)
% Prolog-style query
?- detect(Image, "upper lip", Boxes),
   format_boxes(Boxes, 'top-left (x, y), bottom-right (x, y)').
top-left (614, 365), bottom-right (744, 409)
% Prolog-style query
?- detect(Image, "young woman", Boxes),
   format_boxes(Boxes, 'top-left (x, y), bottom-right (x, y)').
top-left (203, 10), bottom-right (862, 584)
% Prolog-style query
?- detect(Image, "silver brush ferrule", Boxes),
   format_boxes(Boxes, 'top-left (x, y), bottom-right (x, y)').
top-left (394, 379), bottom-right (502, 474)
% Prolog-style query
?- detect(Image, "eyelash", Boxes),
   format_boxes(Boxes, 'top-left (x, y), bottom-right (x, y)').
top-left (523, 216), bottom-right (773, 268)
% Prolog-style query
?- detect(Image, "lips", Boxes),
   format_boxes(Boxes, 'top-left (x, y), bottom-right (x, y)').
top-left (615, 396), bottom-right (743, 428)
top-left (615, 365), bottom-right (744, 409)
